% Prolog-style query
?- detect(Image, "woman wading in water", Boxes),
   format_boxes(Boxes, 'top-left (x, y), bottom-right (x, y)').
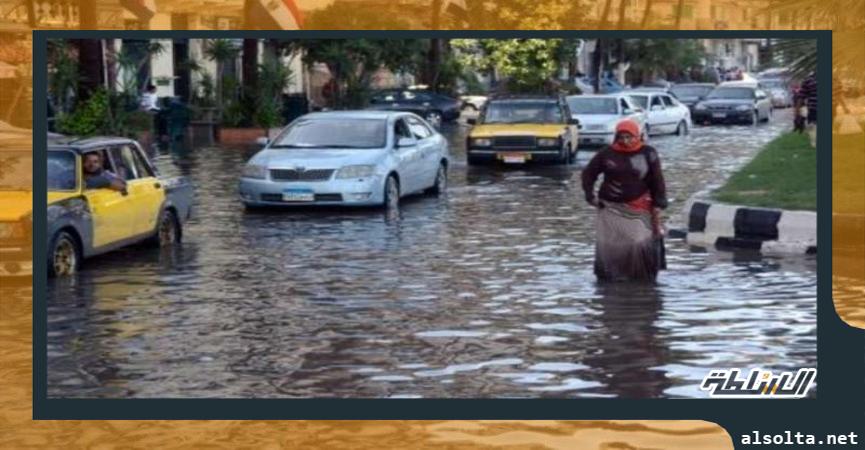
top-left (581, 119), bottom-right (668, 282)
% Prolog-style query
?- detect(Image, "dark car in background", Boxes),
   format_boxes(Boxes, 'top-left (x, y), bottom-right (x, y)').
top-left (670, 83), bottom-right (716, 112)
top-left (367, 89), bottom-right (461, 127)
top-left (692, 86), bottom-right (773, 125)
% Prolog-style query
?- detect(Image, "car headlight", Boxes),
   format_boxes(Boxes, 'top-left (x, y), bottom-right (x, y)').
top-left (694, 103), bottom-right (707, 110)
top-left (736, 105), bottom-right (751, 111)
top-left (470, 138), bottom-right (492, 147)
top-left (336, 165), bottom-right (376, 179)
top-left (242, 164), bottom-right (268, 179)
top-left (537, 137), bottom-right (559, 147)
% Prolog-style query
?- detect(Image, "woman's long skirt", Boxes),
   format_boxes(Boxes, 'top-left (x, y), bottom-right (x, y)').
top-left (594, 201), bottom-right (665, 281)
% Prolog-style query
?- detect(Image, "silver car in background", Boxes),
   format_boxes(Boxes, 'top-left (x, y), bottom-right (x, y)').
top-left (239, 111), bottom-right (450, 209)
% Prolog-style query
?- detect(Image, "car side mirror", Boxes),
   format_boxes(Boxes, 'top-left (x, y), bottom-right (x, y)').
top-left (255, 137), bottom-right (270, 147)
top-left (568, 117), bottom-right (580, 125)
top-left (466, 117), bottom-right (477, 125)
top-left (622, 108), bottom-right (633, 115)
top-left (397, 137), bottom-right (417, 147)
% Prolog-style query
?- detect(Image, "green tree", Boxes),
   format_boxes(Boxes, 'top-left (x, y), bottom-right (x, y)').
top-left (293, 39), bottom-right (425, 108)
top-left (203, 39), bottom-right (241, 119)
top-left (455, 39), bottom-right (565, 93)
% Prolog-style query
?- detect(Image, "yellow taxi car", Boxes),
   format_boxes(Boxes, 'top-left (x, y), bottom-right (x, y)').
top-left (42, 136), bottom-right (193, 277)
top-left (466, 95), bottom-right (579, 165)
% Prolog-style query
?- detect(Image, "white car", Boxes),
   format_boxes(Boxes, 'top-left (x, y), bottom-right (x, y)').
top-left (626, 91), bottom-right (692, 136)
top-left (460, 95), bottom-right (488, 112)
top-left (239, 111), bottom-right (450, 209)
top-left (758, 78), bottom-right (793, 108)
top-left (565, 94), bottom-right (647, 148)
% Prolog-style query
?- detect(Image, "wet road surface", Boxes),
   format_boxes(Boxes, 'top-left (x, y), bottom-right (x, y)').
top-left (47, 109), bottom-right (816, 398)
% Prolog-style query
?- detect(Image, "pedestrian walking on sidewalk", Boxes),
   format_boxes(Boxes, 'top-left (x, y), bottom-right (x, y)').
top-left (581, 119), bottom-right (668, 282)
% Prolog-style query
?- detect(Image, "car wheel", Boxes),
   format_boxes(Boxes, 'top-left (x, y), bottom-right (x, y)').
top-left (427, 162), bottom-right (448, 195)
top-left (675, 120), bottom-right (688, 136)
top-left (424, 110), bottom-right (443, 128)
top-left (383, 175), bottom-right (400, 210)
top-left (157, 209), bottom-right (181, 246)
top-left (48, 230), bottom-right (80, 277)
top-left (749, 111), bottom-right (758, 126)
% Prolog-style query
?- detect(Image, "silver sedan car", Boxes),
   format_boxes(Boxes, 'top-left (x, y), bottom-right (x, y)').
top-left (239, 111), bottom-right (450, 209)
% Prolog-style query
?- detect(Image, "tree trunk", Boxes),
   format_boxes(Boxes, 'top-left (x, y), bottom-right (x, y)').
top-left (599, 0), bottom-right (614, 29)
top-left (640, 0), bottom-right (654, 27)
top-left (425, 39), bottom-right (444, 91)
top-left (592, 39), bottom-right (604, 93)
top-left (616, 0), bottom-right (628, 29)
top-left (242, 38), bottom-right (259, 120)
top-left (675, 0), bottom-right (686, 29)
top-left (73, 39), bottom-right (104, 103)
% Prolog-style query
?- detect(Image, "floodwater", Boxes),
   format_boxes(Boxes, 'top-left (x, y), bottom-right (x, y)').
top-left (46, 109), bottom-right (816, 398)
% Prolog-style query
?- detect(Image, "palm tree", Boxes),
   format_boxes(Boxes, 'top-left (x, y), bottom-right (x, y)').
top-left (640, 0), bottom-right (654, 27)
top-left (203, 39), bottom-right (241, 119)
top-left (616, 0), bottom-right (628, 29)
top-left (599, 0), bottom-right (614, 28)
top-left (674, 0), bottom-right (686, 29)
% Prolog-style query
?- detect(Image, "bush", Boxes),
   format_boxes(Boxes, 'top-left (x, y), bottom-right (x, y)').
top-left (56, 88), bottom-right (152, 137)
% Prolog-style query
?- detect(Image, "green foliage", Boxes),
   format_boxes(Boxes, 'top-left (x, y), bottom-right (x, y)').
top-left (296, 39), bottom-right (426, 108)
top-left (47, 39), bottom-right (80, 115)
top-left (56, 88), bottom-right (151, 137)
top-left (623, 39), bottom-right (706, 84)
top-left (253, 60), bottom-right (294, 129)
top-left (455, 39), bottom-right (564, 93)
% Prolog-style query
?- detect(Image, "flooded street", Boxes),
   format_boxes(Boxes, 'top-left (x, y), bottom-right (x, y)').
top-left (46, 109), bottom-right (816, 398)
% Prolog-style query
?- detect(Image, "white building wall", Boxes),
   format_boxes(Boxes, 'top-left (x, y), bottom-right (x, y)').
top-left (151, 39), bottom-right (175, 97)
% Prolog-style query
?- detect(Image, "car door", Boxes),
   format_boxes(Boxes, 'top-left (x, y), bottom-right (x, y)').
top-left (81, 148), bottom-right (137, 248)
top-left (620, 97), bottom-right (645, 134)
top-left (647, 95), bottom-right (667, 133)
top-left (406, 116), bottom-right (440, 188)
top-left (393, 118), bottom-right (423, 194)
top-left (661, 95), bottom-right (684, 130)
top-left (755, 90), bottom-right (770, 119)
top-left (109, 144), bottom-right (165, 238)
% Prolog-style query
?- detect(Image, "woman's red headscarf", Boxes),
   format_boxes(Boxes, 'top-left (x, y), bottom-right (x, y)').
top-left (610, 119), bottom-right (643, 153)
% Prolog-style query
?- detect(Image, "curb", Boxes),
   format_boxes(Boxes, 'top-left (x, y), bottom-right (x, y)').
top-left (677, 197), bottom-right (816, 254)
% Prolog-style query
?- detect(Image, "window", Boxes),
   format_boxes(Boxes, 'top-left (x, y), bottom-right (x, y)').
top-left (650, 96), bottom-right (664, 109)
top-left (619, 98), bottom-right (631, 112)
top-left (109, 145), bottom-right (144, 180)
top-left (661, 96), bottom-right (675, 107)
top-left (271, 119), bottom-right (387, 149)
top-left (394, 119), bottom-right (413, 140)
top-left (47, 151), bottom-right (76, 191)
top-left (128, 145), bottom-right (155, 178)
top-left (406, 116), bottom-right (433, 139)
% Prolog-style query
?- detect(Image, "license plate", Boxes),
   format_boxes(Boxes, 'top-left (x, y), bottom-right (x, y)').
top-left (500, 152), bottom-right (528, 164)
top-left (282, 189), bottom-right (315, 202)
top-left (712, 113), bottom-right (726, 118)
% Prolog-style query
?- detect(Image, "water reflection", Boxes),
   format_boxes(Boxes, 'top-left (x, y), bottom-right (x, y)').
top-left (583, 282), bottom-right (672, 398)
top-left (46, 109), bottom-right (816, 398)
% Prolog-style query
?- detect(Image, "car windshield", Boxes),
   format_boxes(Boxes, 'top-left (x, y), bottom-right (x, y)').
top-left (671, 85), bottom-right (714, 97)
top-left (271, 118), bottom-right (387, 149)
top-left (707, 87), bottom-right (754, 99)
top-left (628, 95), bottom-right (648, 109)
top-left (566, 97), bottom-right (618, 114)
top-left (0, 151), bottom-right (32, 190)
top-left (47, 150), bottom-right (77, 191)
top-left (760, 80), bottom-right (786, 89)
top-left (482, 102), bottom-right (562, 124)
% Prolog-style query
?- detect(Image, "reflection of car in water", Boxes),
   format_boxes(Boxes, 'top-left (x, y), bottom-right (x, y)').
top-left (566, 94), bottom-right (647, 148)
top-left (465, 95), bottom-right (579, 166)
top-left (43, 136), bottom-right (194, 277)
top-left (239, 111), bottom-right (450, 209)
